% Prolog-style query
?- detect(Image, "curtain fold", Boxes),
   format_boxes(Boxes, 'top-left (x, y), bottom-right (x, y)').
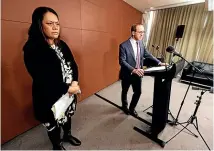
top-left (147, 3), bottom-right (213, 64)
top-left (196, 11), bottom-right (213, 64)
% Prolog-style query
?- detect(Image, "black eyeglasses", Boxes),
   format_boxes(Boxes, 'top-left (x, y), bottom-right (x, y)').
top-left (135, 31), bottom-right (145, 34)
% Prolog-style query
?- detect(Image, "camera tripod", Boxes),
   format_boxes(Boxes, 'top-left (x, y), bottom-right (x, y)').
top-left (165, 89), bottom-right (211, 150)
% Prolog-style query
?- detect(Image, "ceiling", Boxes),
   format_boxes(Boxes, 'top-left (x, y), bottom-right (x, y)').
top-left (123, 0), bottom-right (205, 12)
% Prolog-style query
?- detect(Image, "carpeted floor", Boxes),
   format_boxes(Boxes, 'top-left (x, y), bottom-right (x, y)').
top-left (2, 76), bottom-right (213, 150)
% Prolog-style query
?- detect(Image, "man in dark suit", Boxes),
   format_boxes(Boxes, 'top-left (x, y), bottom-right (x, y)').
top-left (119, 24), bottom-right (166, 117)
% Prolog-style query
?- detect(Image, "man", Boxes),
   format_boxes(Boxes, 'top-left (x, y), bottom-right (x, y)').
top-left (119, 24), bottom-right (166, 117)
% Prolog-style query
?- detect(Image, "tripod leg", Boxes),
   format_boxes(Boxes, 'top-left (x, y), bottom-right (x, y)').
top-left (172, 71), bottom-right (196, 125)
top-left (177, 121), bottom-right (198, 137)
top-left (168, 110), bottom-right (176, 120)
top-left (195, 117), bottom-right (199, 130)
top-left (193, 123), bottom-right (211, 150)
top-left (166, 122), bottom-right (191, 144)
top-left (179, 121), bottom-right (189, 124)
top-left (167, 110), bottom-right (178, 125)
top-left (143, 105), bottom-right (153, 112)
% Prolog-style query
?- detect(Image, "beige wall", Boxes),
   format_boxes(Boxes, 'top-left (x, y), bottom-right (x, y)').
top-left (1, 0), bottom-right (142, 144)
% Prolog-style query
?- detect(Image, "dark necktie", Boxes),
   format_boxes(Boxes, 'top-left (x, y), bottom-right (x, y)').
top-left (136, 41), bottom-right (140, 69)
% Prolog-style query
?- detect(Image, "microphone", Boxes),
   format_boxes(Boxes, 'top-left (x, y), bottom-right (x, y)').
top-left (166, 46), bottom-right (182, 57)
top-left (152, 45), bottom-right (156, 55)
top-left (152, 45), bottom-right (161, 59)
top-left (152, 45), bottom-right (168, 72)
top-left (156, 45), bottom-right (160, 50)
top-left (152, 45), bottom-right (166, 62)
top-left (192, 86), bottom-right (213, 93)
top-left (152, 45), bottom-right (160, 50)
top-left (155, 45), bottom-right (161, 55)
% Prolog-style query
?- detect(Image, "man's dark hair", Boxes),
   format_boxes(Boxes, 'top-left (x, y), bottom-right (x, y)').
top-left (131, 23), bottom-right (143, 33)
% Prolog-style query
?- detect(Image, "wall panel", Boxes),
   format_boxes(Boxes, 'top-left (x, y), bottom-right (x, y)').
top-left (1, 0), bottom-right (142, 144)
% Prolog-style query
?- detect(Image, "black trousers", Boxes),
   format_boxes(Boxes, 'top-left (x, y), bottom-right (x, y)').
top-left (121, 74), bottom-right (142, 111)
top-left (43, 114), bottom-right (72, 147)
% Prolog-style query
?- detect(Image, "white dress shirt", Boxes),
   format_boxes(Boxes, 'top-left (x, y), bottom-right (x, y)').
top-left (129, 37), bottom-right (140, 60)
top-left (129, 37), bottom-right (161, 66)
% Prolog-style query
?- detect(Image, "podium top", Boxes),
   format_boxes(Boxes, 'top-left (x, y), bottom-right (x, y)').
top-left (144, 65), bottom-right (172, 73)
top-left (143, 64), bottom-right (176, 78)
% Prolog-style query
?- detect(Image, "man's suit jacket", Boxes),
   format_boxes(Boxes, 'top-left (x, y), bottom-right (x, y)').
top-left (119, 39), bottom-right (160, 80)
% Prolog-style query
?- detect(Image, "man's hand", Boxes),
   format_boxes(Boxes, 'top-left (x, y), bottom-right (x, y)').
top-left (159, 62), bottom-right (169, 66)
top-left (132, 69), bottom-right (144, 77)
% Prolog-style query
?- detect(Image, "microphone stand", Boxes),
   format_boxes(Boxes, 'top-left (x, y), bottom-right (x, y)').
top-left (143, 45), bottom-right (157, 112)
top-left (165, 52), bottom-right (211, 150)
top-left (169, 54), bottom-right (212, 125)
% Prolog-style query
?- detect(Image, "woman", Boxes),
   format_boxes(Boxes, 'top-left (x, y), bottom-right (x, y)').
top-left (23, 7), bottom-right (81, 150)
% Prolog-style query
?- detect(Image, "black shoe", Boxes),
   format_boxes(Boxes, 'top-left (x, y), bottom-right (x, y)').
top-left (53, 142), bottom-right (66, 150)
top-left (122, 106), bottom-right (130, 115)
top-left (129, 110), bottom-right (138, 117)
top-left (47, 127), bottom-right (65, 150)
top-left (63, 134), bottom-right (81, 146)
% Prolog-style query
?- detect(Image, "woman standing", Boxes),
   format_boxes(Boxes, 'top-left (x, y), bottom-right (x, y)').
top-left (23, 7), bottom-right (81, 150)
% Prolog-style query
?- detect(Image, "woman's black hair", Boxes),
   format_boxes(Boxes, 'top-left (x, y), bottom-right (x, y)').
top-left (28, 7), bottom-right (60, 44)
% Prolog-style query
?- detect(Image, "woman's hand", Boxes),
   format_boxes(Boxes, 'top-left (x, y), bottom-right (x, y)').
top-left (71, 81), bottom-right (78, 87)
top-left (68, 85), bottom-right (80, 96)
